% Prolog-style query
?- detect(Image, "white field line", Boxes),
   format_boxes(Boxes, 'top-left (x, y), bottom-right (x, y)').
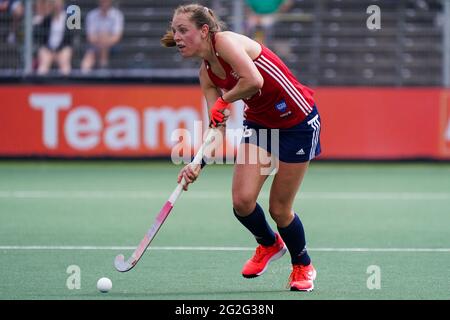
top-left (0, 191), bottom-right (450, 200)
top-left (0, 246), bottom-right (449, 252)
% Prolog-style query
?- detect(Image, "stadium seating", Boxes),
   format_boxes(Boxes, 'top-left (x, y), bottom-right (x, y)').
top-left (0, 0), bottom-right (444, 85)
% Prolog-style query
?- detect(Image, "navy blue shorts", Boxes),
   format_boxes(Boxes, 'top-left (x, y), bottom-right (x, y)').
top-left (241, 105), bottom-right (321, 163)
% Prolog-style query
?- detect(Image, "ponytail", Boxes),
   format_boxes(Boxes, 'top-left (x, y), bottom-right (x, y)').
top-left (161, 30), bottom-right (176, 47)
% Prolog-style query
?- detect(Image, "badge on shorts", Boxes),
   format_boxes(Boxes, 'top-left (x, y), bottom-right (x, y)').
top-left (275, 100), bottom-right (287, 112)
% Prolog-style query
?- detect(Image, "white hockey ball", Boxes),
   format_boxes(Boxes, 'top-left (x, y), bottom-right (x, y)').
top-left (97, 277), bottom-right (112, 293)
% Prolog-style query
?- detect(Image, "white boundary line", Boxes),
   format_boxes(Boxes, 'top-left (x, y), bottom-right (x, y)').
top-left (1, 191), bottom-right (450, 200)
top-left (0, 246), bottom-right (449, 252)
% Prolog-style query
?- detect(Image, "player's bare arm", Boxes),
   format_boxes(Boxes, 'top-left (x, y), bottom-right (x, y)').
top-left (214, 32), bottom-right (264, 102)
top-left (199, 62), bottom-right (222, 109)
top-left (177, 65), bottom-right (227, 190)
top-left (200, 62), bottom-right (231, 128)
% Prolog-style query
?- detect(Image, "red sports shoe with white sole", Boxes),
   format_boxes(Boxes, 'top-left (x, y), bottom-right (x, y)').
top-left (288, 263), bottom-right (317, 291)
top-left (242, 233), bottom-right (287, 278)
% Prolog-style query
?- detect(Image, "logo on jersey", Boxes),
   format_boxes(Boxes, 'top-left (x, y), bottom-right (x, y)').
top-left (275, 100), bottom-right (287, 112)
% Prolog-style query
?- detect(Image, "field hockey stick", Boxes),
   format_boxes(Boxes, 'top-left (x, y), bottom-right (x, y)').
top-left (114, 128), bottom-right (218, 272)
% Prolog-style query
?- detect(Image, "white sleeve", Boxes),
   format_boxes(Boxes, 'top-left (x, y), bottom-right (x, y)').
top-left (112, 9), bottom-right (124, 35)
top-left (86, 10), bottom-right (95, 36)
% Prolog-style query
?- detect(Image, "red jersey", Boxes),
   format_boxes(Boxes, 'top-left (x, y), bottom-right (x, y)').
top-left (204, 33), bottom-right (315, 129)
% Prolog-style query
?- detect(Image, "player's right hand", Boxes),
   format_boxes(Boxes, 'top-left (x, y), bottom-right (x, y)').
top-left (177, 164), bottom-right (201, 191)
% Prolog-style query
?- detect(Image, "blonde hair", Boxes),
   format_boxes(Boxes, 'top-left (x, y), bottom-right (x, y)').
top-left (161, 4), bottom-right (226, 47)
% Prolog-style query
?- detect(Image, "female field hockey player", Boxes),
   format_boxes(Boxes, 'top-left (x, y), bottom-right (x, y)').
top-left (162, 4), bottom-right (321, 291)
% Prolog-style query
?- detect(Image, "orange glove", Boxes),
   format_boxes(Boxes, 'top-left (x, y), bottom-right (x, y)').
top-left (210, 97), bottom-right (230, 127)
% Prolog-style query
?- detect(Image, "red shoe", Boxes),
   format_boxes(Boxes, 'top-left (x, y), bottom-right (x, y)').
top-left (242, 234), bottom-right (287, 278)
top-left (288, 263), bottom-right (317, 292)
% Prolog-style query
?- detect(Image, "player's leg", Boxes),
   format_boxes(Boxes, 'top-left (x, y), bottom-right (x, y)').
top-left (233, 142), bottom-right (287, 278)
top-left (232, 142), bottom-right (269, 216)
top-left (269, 160), bottom-right (316, 291)
top-left (269, 160), bottom-right (310, 263)
top-left (268, 103), bottom-right (322, 291)
top-left (233, 142), bottom-right (271, 243)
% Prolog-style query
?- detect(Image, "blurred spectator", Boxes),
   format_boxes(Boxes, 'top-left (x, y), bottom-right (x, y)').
top-left (414, 0), bottom-right (429, 11)
top-left (81, 0), bottom-right (124, 73)
top-left (33, 0), bottom-right (52, 26)
top-left (34, 0), bottom-right (73, 75)
top-left (245, 0), bottom-right (293, 47)
top-left (0, 0), bottom-right (23, 44)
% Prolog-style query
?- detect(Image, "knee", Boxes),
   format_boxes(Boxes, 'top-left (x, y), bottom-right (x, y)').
top-left (268, 203), bottom-right (292, 226)
top-left (232, 193), bottom-right (257, 216)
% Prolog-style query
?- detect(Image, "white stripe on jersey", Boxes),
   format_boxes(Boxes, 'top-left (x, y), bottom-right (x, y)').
top-left (255, 60), bottom-right (309, 115)
top-left (255, 55), bottom-right (313, 115)
top-left (260, 55), bottom-right (313, 113)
